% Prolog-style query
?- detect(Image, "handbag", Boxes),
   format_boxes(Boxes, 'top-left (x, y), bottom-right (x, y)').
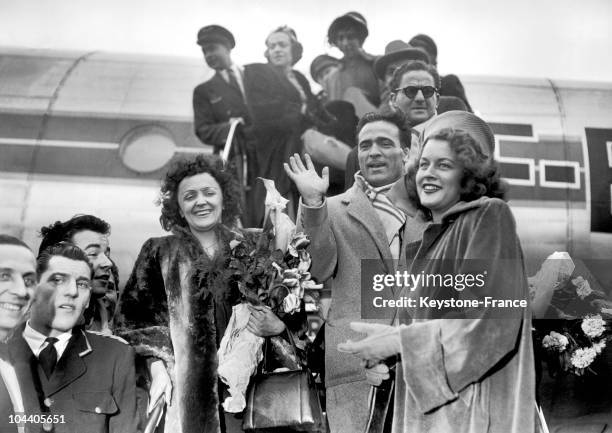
top-left (243, 330), bottom-right (324, 432)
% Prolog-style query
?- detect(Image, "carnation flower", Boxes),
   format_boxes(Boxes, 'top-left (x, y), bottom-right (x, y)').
top-left (581, 314), bottom-right (605, 338)
top-left (542, 331), bottom-right (569, 351)
top-left (573, 276), bottom-right (593, 300)
top-left (593, 340), bottom-right (607, 354)
top-left (570, 347), bottom-right (597, 369)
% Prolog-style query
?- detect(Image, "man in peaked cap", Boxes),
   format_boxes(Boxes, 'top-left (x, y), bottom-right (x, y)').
top-left (323, 12), bottom-right (381, 110)
top-left (193, 24), bottom-right (250, 153)
top-left (193, 24), bottom-right (259, 227)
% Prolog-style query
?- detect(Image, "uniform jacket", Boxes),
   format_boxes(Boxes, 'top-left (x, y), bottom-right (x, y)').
top-left (192, 71), bottom-right (250, 150)
top-left (7, 325), bottom-right (139, 433)
top-left (391, 197), bottom-right (535, 433)
top-left (297, 183), bottom-right (426, 388)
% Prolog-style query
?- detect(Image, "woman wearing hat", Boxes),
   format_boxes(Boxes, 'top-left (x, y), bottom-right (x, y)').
top-left (324, 12), bottom-right (380, 110)
top-left (339, 112), bottom-right (536, 432)
top-left (244, 26), bottom-right (327, 222)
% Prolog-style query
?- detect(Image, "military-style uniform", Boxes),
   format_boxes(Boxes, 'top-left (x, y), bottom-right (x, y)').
top-left (7, 325), bottom-right (139, 433)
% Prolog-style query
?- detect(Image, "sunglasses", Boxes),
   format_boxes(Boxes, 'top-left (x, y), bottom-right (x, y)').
top-left (394, 85), bottom-right (438, 99)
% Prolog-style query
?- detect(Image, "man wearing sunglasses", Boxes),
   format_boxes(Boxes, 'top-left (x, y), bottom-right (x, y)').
top-left (389, 60), bottom-right (440, 128)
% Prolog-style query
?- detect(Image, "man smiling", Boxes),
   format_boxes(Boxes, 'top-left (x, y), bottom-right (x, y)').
top-left (7, 243), bottom-right (138, 433)
top-left (286, 110), bottom-right (424, 433)
top-left (0, 236), bottom-right (36, 341)
top-left (0, 235), bottom-right (37, 433)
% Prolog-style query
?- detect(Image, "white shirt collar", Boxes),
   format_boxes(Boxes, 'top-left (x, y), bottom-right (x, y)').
top-left (23, 321), bottom-right (72, 359)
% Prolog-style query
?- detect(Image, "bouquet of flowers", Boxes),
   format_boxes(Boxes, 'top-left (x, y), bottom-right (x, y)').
top-left (531, 252), bottom-right (612, 376)
top-left (540, 315), bottom-right (609, 376)
top-left (216, 179), bottom-right (322, 412)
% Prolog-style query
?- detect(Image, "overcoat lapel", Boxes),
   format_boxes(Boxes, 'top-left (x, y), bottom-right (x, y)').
top-left (343, 187), bottom-right (394, 275)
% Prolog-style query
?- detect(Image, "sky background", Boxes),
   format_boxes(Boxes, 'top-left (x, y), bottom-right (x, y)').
top-left (1, 0), bottom-right (611, 83)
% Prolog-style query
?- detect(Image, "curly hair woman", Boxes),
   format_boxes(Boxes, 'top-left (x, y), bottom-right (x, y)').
top-left (339, 112), bottom-right (536, 433)
top-left (119, 154), bottom-right (288, 433)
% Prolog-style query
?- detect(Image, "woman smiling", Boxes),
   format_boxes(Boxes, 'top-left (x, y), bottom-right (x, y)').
top-left (339, 112), bottom-right (536, 433)
top-left (119, 154), bottom-right (289, 433)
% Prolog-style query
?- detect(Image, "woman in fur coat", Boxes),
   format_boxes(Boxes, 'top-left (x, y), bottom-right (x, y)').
top-left (118, 155), bottom-right (292, 433)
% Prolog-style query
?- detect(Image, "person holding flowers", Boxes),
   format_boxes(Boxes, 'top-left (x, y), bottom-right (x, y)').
top-left (118, 154), bottom-right (310, 433)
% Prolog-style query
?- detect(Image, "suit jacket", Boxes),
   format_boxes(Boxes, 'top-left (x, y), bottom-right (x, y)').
top-left (7, 325), bottom-right (139, 433)
top-left (192, 71), bottom-right (250, 150)
top-left (296, 183), bottom-right (426, 388)
top-left (1, 342), bottom-right (38, 433)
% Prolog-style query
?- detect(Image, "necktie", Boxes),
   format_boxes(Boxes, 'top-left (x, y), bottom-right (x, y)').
top-left (226, 68), bottom-right (240, 93)
top-left (38, 337), bottom-right (59, 379)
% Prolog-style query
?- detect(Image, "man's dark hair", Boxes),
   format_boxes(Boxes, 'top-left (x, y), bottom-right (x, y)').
top-left (39, 215), bottom-right (110, 255)
top-left (0, 234), bottom-right (31, 250)
top-left (390, 60), bottom-right (441, 91)
top-left (356, 110), bottom-right (412, 149)
top-left (36, 242), bottom-right (93, 280)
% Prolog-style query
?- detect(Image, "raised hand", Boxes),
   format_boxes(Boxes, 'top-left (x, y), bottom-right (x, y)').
top-left (283, 153), bottom-right (329, 207)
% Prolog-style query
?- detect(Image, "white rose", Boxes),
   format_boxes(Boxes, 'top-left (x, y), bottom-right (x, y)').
top-left (282, 293), bottom-right (301, 314)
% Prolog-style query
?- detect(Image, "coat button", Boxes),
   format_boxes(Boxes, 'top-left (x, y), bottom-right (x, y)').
top-left (95, 407), bottom-right (102, 414)
top-left (43, 398), bottom-right (53, 407)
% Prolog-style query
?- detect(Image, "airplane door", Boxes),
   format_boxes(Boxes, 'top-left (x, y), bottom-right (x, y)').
top-left (586, 128), bottom-right (612, 233)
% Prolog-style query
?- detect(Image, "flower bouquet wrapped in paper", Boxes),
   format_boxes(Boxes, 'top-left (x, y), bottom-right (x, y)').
top-left (216, 179), bottom-right (322, 413)
top-left (531, 252), bottom-right (612, 377)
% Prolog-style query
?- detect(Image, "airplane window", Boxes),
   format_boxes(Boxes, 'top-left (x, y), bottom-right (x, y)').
top-left (119, 125), bottom-right (176, 173)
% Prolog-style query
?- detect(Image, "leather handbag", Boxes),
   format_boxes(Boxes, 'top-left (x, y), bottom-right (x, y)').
top-left (243, 331), bottom-right (324, 432)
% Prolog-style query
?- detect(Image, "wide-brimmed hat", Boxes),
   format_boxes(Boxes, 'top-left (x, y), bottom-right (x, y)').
top-left (422, 111), bottom-right (495, 157)
top-left (327, 12), bottom-right (368, 43)
top-left (310, 54), bottom-right (340, 81)
top-left (374, 40), bottom-right (431, 79)
top-left (197, 25), bottom-right (235, 49)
